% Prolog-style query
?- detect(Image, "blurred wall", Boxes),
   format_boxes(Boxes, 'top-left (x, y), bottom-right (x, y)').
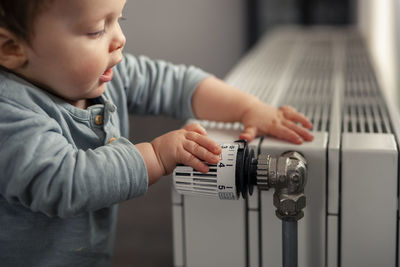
top-left (357, 0), bottom-right (400, 106)
top-left (121, 0), bottom-right (246, 78)
top-left (253, 0), bottom-right (354, 41)
top-left (113, 1), bottom-right (246, 266)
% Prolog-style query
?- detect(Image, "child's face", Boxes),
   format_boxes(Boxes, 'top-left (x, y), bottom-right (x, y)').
top-left (21, 0), bottom-right (126, 106)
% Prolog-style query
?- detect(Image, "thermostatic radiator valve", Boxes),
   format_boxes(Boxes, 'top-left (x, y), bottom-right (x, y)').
top-left (173, 140), bottom-right (307, 221)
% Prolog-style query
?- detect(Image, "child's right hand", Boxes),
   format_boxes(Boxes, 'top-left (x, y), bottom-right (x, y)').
top-left (151, 123), bottom-right (222, 176)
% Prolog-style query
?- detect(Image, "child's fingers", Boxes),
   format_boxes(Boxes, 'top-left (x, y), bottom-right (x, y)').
top-left (183, 140), bottom-right (220, 165)
top-left (185, 131), bottom-right (221, 154)
top-left (239, 127), bottom-right (257, 142)
top-left (282, 119), bottom-right (314, 142)
top-left (183, 123), bottom-right (208, 135)
top-left (280, 106), bottom-right (313, 129)
top-left (271, 125), bottom-right (303, 144)
top-left (180, 150), bottom-right (210, 173)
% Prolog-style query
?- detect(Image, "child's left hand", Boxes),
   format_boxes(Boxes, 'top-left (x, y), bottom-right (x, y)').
top-left (239, 101), bottom-right (314, 144)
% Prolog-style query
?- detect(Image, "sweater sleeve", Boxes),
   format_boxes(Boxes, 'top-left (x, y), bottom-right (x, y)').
top-left (113, 54), bottom-right (211, 119)
top-left (0, 98), bottom-right (148, 218)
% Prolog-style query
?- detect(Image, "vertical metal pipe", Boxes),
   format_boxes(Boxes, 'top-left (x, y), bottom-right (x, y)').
top-left (282, 220), bottom-right (298, 267)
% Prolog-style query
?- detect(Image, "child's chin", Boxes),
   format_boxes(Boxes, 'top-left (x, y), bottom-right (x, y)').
top-left (91, 84), bottom-right (106, 97)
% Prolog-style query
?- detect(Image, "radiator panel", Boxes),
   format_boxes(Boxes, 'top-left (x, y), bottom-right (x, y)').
top-left (341, 133), bottom-right (398, 267)
top-left (171, 27), bottom-right (400, 267)
top-left (183, 197), bottom-right (247, 267)
top-left (327, 216), bottom-right (339, 267)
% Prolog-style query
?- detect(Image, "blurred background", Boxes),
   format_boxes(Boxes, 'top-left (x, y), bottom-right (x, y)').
top-left (112, 0), bottom-right (400, 266)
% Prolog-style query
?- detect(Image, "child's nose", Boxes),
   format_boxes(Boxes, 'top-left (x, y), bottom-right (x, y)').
top-left (109, 28), bottom-right (126, 52)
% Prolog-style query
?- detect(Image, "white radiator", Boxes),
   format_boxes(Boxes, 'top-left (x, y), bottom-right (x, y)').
top-left (171, 27), bottom-right (400, 267)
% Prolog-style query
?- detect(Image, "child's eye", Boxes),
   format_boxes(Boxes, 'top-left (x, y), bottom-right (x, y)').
top-left (88, 29), bottom-right (106, 38)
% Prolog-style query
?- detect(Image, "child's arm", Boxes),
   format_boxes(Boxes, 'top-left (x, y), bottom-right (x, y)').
top-left (191, 76), bottom-right (314, 144)
top-left (134, 76), bottom-right (314, 185)
top-left (117, 55), bottom-right (313, 185)
top-left (0, 102), bottom-right (149, 218)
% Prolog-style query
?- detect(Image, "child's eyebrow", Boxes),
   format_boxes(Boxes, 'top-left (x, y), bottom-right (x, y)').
top-left (76, 11), bottom-right (119, 28)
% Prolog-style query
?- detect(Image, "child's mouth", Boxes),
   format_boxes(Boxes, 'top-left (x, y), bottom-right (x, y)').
top-left (100, 68), bottom-right (113, 83)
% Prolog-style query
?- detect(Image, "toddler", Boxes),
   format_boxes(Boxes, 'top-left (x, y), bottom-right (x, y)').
top-left (0, 0), bottom-right (313, 266)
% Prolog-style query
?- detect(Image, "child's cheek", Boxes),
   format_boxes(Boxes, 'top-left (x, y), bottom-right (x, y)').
top-left (72, 57), bottom-right (106, 85)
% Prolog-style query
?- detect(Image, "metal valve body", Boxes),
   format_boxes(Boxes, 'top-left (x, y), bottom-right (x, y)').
top-left (173, 141), bottom-right (308, 222)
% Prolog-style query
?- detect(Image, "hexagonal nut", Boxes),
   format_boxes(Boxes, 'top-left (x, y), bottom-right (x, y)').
top-left (273, 193), bottom-right (306, 214)
top-left (283, 199), bottom-right (296, 214)
top-left (296, 194), bottom-right (306, 210)
top-left (274, 194), bottom-right (294, 214)
top-left (276, 210), bottom-right (304, 221)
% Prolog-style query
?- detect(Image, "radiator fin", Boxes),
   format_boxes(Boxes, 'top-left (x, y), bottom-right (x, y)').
top-left (280, 39), bottom-right (334, 132)
top-left (192, 29), bottom-right (393, 136)
top-left (342, 38), bottom-right (393, 134)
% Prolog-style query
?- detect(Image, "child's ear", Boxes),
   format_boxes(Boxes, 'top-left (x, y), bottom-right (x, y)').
top-left (0, 28), bottom-right (28, 70)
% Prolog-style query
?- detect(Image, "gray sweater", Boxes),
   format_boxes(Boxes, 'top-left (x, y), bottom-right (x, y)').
top-left (0, 54), bottom-right (209, 266)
